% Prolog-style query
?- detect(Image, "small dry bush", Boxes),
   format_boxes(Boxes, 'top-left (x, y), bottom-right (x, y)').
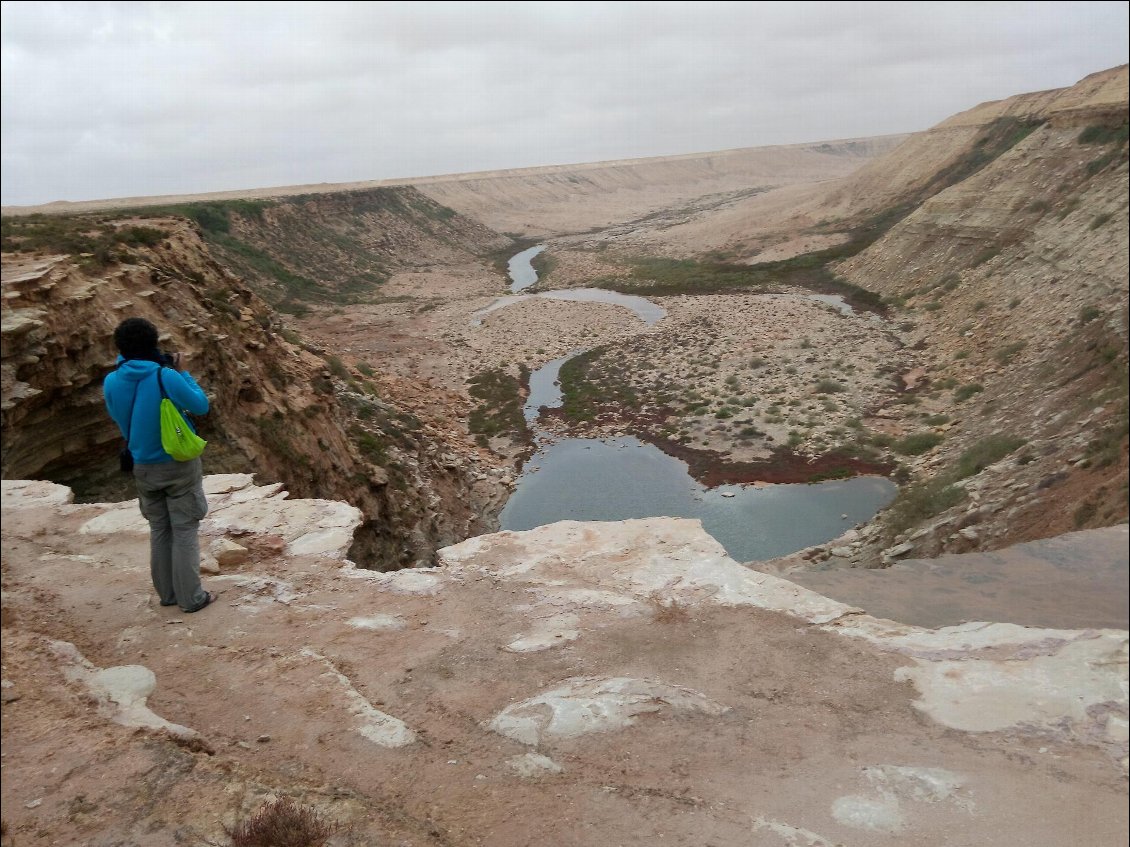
top-left (228, 797), bottom-right (338, 847)
top-left (649, 593), bottom-right (691, 623)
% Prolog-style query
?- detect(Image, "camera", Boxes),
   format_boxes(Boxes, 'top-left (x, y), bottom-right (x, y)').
top-left (157, 350), bottom-right (177, 367)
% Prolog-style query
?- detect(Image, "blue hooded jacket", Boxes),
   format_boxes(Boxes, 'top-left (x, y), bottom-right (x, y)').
top-left (104, 358), bottom-right (209, 464)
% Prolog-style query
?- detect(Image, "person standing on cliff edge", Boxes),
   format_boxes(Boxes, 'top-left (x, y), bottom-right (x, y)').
top-left (103, 317), bottom-right (216, 613)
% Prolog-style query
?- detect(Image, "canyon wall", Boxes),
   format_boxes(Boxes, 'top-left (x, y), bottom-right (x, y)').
top-left (830, 66), bottom-right (1128, 560)
top-left (414, 136), bottom-right (903, 237)
top-left (1, 193), bottom-right (510, 568)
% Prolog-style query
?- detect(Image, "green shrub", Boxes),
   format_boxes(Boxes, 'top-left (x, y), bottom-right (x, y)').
top-left (1089, 213), bottom-right (1113, 230)
top-left (892, 432), bottom-right (944, 455)
top-left (1079, 305), bottom-right (1102, 324)
top-left (885, 478), bottom-right (966, 536)
top-left (468, 367), bottom-right (528, 444)
top-left (994, 341), bottom-right (1026, 365)
top-left (954, 434), bottom-right (1026, 479)
top-left (954, 383), bottom-right (984, 402)
top-left (1086, 150), bottom-right (1123, 176)
top-left (1073, 500), bottom-right (1098, 528)
top-left (354, 430), bottom-right (388, 464)
top-left (814, 379), bottom-right (847, 394)
top-left (971, 248), bottom-right (999, 267)
top-left (1078, 122), bottom-right (1130, 145)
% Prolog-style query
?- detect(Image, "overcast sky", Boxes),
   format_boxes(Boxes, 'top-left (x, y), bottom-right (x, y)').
top-left (2, 1), bottom-right (1127, 207)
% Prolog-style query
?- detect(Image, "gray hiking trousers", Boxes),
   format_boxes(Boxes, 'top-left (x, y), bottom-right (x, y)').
top-left (134, 457), bottom-right (209, 611)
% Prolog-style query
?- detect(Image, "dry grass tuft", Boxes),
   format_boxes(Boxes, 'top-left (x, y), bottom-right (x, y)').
top-left (228, 797), bottom-right (339, 847)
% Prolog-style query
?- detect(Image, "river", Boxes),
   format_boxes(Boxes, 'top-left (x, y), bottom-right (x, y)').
top-left (489, 245), bottom-right (896, 563)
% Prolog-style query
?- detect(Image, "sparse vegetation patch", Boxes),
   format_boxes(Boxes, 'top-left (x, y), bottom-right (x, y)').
top-left (468, 367), bottom-right (530, 447)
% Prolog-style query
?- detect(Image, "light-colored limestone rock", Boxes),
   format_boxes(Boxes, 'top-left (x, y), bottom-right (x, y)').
top-left (347, 614), bottom-right (407, 631)
top-left (68, 475), bottom-right (363, 560)
top-left (504, 613), bottom-right (581, 653)
top-left (301, 649), bottom-right (415, 747)
top-left (441, 519), bottom-right (860, 625)
top-left (751, 817), bottom-right (837, 847)
top-left (488, 676), bottom-right (729, 746)
top-left (210, 538), bottom-right (250, 567)
top-left (507, 752), bottom-right (565, 777)
top-left (49, 639), bottom-right (198, 740)
top-left (1, 479), bottom-right (74, 509)
top-left (831, 792), bottom-right (905, 833)
top-left (351, 567), bottom-right (446, 595)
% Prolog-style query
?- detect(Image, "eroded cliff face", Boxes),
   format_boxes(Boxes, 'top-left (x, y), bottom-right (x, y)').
top-left (0, 215), bottom-right (506, 568)
top-left (1, 480), bottom-right (1126, 845)
top-left (205, 186), bottom-right (509, 313)
top-left (827, 66), bottom-right (1128, 562)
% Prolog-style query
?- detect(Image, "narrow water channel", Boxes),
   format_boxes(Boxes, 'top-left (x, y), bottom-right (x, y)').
top-left (490, 246), bottom-right (896, 563)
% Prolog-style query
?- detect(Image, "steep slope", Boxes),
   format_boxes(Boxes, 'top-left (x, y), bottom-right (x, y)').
top-left (1, 214), bottom-right (505, 568)
top-left (192, 187), bottom-right (508, 314)
top-left (639, 65), bottom-right (1128, 260)
top-left (828, 67), bottom-right (1128, 561)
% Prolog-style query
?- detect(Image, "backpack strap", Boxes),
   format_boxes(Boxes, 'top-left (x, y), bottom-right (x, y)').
top-left (115, 361), bottom-right (142, 446)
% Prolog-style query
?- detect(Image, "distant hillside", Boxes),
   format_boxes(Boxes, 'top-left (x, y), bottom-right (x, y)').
top-left (1, 136), bottom-right (905, 236)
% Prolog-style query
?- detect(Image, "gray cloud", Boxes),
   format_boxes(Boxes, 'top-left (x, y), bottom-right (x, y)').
top-left (2, 1), bottom-right (1127, 206)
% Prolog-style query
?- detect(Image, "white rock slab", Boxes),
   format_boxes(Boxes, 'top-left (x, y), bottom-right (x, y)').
top-left (78, 503), bottom-right (147, 535)
top-left (302, 649), bottom-right (415, 747)
top-left (488, 676), bottom-right (729, 746)
top-left (893, 634), bottom-right (1128, 739)
top-left (505, 613), bottom-right (581, 653)
top-left (49, 639), bottom-right (198, 740)
top-left (508, 752), bottom-right (564, 777)
top-left (348, 614), bottom-right (407, 631)
top-left (350, 568), bottom-right (446, 595)
top-left (441, 519), bottom-right (859, 624)
top-left (1, 479), bottom-right (74, 509)
top-left (752, 817), bottom-right (837, 846)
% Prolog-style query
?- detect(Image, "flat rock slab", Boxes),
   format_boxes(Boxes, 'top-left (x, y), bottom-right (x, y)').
top-left (1, 484), bottom-right (1126, 846)
top-left (793, 525), bottom-right (1129, 629)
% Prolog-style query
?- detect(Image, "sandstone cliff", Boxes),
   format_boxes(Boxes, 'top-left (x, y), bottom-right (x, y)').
top-left (1, 480), bottom-right (1125, 845)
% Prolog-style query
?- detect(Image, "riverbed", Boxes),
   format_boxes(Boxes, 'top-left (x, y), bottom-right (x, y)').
top-left (488, 245), bottom-right (896, 563)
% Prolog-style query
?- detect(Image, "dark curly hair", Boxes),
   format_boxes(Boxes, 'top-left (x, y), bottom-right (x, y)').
top-left (113, 317), bottom-right (160, 359)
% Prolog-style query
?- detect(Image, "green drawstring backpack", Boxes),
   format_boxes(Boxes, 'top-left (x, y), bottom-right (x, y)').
top-left (157, 368), bottom-right (207, 461)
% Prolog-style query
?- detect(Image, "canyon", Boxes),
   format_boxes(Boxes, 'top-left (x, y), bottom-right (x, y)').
top-left (1, 65), bottom-right (1127, 844)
